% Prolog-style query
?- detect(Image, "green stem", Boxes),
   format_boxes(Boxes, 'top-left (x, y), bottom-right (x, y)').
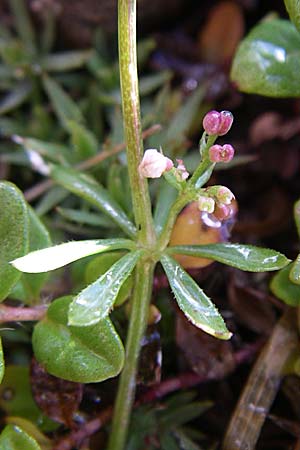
top-left (117, 0), bottom-right (155, 245)
top-left (107, 259), bottom-right (155, 450)
top-left (108, 1), bottom-right (157, 448)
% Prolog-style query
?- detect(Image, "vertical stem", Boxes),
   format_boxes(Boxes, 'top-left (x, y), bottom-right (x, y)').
top-left (108, 260), bottom-right (155, 450)
top-left (118, 0), bottom-right (155, 245)
top-left (108, 1), bottom-right (157, 449)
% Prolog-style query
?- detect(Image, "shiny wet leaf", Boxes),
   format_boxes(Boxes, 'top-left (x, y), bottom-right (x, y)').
top-left (167, 243), bottom-right (290, 272)
top-left (231, 19), bottom-right (300, 97)
top-left (160, 254), bottom-right (232, 340)
top-left (68, 250), bottom-right (142, 326)
top-left (11, 238), bottom-right (134, 273)
top-left (0, 424), bottom-right (41, 450)
top-left (270, 264), bottom-right (300, 306)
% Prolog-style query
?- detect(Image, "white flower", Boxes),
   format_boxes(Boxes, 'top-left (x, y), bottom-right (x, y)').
top-left (138, 149), bottom-right (173, 178)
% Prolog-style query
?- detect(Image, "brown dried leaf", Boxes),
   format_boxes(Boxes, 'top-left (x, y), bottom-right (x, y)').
top-left (198, 1), bottom-right (244, 64)
top-left (30, 358), bottom-right (83, 427)
top-left (176, 309), bottom-right (235, 378)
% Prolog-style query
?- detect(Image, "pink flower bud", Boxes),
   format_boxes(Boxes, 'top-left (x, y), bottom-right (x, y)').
top-left (139, 149), bottom-right (173, 178)
top-left (215, 186), bottom-right (235, 205)
top-left (208, 143), bottom-right (235, 163)
top-left (197, 195), bottom-right (215, 213)
top-left (203, 110), bottom-right (233, 136)
top-left (176, 159), bottom-right (189, 181)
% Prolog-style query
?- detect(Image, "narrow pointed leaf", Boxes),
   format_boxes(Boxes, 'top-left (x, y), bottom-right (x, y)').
top-left (284, 0), bottom-right (300, 32)
top-left (160, 254), bottom-right (231, 340)
top-left (0, 80), bottom-right (32, 115)
top-left (33, 296), bottom-right (125, 382)
top-left (11, 238), bottom-right (135, 273)
top-left (290, 254), bottom-right (300, 284)
top-left (270, 264), bottom-right (300, 306)
top-left (69, 250), bottom-right (142, 326)
top-left (41, 50), bottom-right (93, 72)
top-left (154, 179), bottom-right (178, 235)
top-left (0, 182), bottom-right (29, 301)
top-left (57, 207), bottom-right (113, 228)
top-left (231, 19), bottom-right (300, 97)
top-left (67, 120), bottom-right (98, 159)
top-left (0, 424), bottom-right (41, 450)
top-left (14, 136), bottom-right (69, 164)
top-left (167, 243), bottom-right (290, 272)
top-left (51, 165), bottom-right (136, 238)
top-left (43, 75), bottom-right (83, 127)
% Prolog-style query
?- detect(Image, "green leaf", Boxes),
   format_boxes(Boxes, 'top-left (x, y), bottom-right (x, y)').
top-left (294, 199), bottom-right (300, 238)
top-left (41, 50), bottom-right (93, 72)
top-left (11, 238), bottom-right (135, 273)
top-left (42, 75), bottom-right (83, 128)
top-left (167, 243), bottom-right (290, 272)
top-left (270, 264), bottom-right (300, 306)
top-left (0, 424), bottom-right (41, 450)
top-left (10, 207), bottom-right (52, 302)
top-left (0, 81), bottom-right (32, 115)
top-left (0, 337), bottom-right (4, 383)
top-left (13, 136), bottom-right (69, 164)
top-left (51, 165), bottom-right (136, 238)
top-left (162, 85), bottom-right (204, 151)
top-left (0, 182), bottom-right (29, 301)
top-left (289, 253), bottom-right (300, 284)
top-left (231, 19), bottom-right (300, 97)
top-left (67, 120), bottom-right (98, 159)
top-left (56, 207), bottom-right (113, 228)
top-left (5, 418), bottom-right (51, 450)
top-left (154, 179), bottom-right (178, 235)
top-left (68, 250), bottom-right (142, 326)
top-left (32, 296), bottom-right (125, 382)
top-left (9, 0), bottom-right (37, 56)
top-left (284, 0), bottom-right (300, 32)
top-left (160, 254), bottom-right (231, 340)
top-left (85, 252), bottom-right (133, 307)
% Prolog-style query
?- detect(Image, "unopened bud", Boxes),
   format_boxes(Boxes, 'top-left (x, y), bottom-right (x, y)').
top-left (215, 186), bottom-right (235, 205)
top-left (203, 110), bottom-right (233, 136)
top-left (139, 149), bottom-right (173, 178)
top-left (209, 143), bottom-right (235, 163)
top-left (175, 159), bottom-right (189, 181)
top-left (198, 195), bottom-right (215, 213)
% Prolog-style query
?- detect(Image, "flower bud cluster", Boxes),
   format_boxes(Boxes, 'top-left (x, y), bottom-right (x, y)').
top-left (197, 186), bottom-right (235, 219)
top-left (203, 110), bottom-right (233, 136)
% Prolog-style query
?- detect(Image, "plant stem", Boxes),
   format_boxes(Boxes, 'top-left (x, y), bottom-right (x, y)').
top-left (0, 304), bottom-right (47, 323)
top-left (107, 259), bottom-right (154, 450)
top-left (117, 0), bottom-right (155, 245)
top-left (107, 1), bottom-right (157, 448)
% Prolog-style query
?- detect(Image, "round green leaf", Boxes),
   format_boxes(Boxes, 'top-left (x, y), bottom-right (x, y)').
top-left (231, 19), bottom-right (300, 97)
top-left (0, 424), bottom-right (41, 450)
top-left (0, 181), bottom-right (29, 301)
top-left (32, 296), bottom-right (125, 383)
top-left (270, 264), bottom-right (300, 306)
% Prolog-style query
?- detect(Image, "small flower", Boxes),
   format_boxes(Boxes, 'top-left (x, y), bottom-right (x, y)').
top-left (197, 195), bottom-right (215, 213)
top-left (203, 110), bottom-right (233, 136)
top-left (175, 159), bottom-right (189, 181)
top-left (139, 149), bottom-right (173, 178)
top-left (208, 143), bottom-right (235, 163)
top-left (215, 186), bottom-right (235, 205)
